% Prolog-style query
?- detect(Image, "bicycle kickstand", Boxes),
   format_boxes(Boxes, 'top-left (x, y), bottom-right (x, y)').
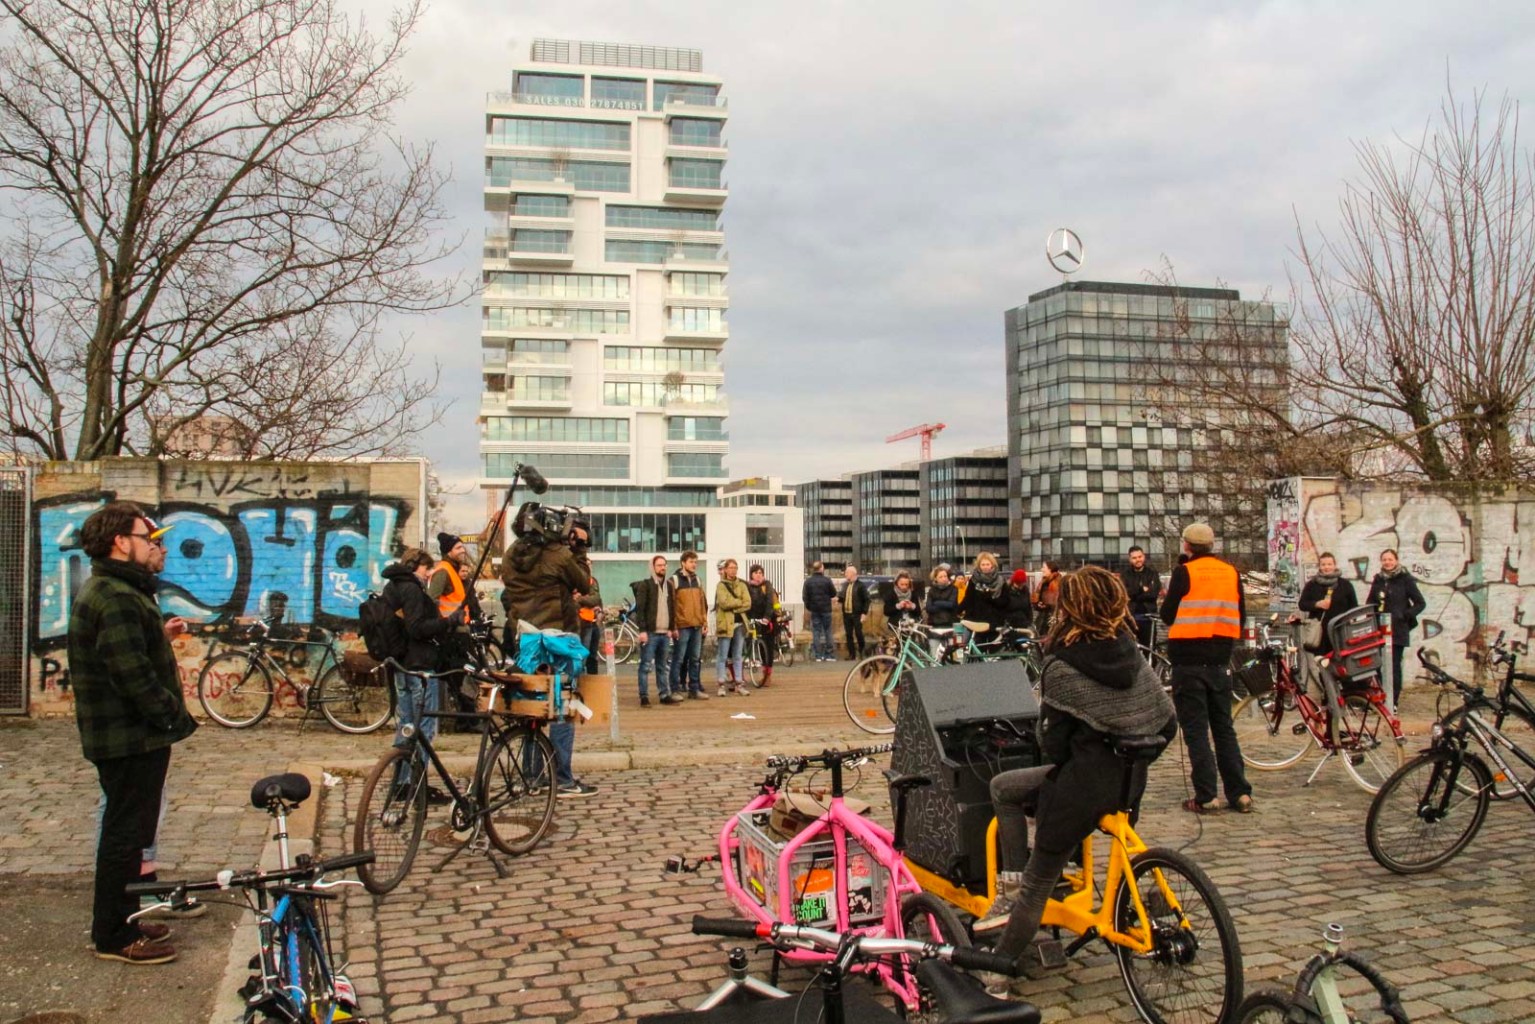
top-left (432, 822), bottom-right (508, 880)
top-left (1304, 751), bottom-right (1333, 786)
top-left (695, 947), bottom-right (790, 1010)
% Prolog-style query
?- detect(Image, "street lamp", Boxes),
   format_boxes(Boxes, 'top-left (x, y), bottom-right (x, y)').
top-left (956, 524), bottom-right (968, 568)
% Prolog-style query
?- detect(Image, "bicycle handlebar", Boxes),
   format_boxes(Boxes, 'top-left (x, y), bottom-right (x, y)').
top-left (125, 850), bottom-right (376, 897)
top-left (765, 744), bottom-right (892, 770)
top-left (690, 917), bottom-right (1021, 976)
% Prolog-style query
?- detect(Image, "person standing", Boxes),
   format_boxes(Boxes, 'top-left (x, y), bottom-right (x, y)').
top-left (1001, 569), bottom-right (1035, 630)
top-left (668, 551), bottom-right (709, 698)
top-left (924, 567), bottom-right (960, 629)
top-left (1366, 548), bottom-right (1427, 706)
top-left (428, 532), bottom-right (479, 676)
top-left (801, 561), bottom-right (838, 662)
top-left (631, 555), bottom-right (679, 706)
top-left (1033, 561), bottom-right (1062, 635)
top-left (746, 564), bottom-right (782, 686)
top-left (1119, 546), bottom-right (1161, 649)
top-left (715, 559), bottom-right (752, 695)
top-left (1160, 522), bottom-right (1253, 814)
top-left (570, 519), bottom-right (604, 676)
top-left (837, 564), bottom-right (871, 660)
top-left (959, 552), bottom-right (1006, 629)
top-left (882, 570), bottom-right (922, 628)
top-left (69, 502), bottom-right (198, 964)
top-left (1295, 551), bottom-right (1358, 683)
top-left (382, 547), bottom-right (464, 801)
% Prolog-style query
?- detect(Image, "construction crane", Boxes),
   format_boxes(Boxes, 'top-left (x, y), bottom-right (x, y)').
top-left (886, 422), bottom-right (946, 462)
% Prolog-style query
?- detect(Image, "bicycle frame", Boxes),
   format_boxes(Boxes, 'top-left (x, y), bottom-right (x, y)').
top-left (1439, 705), bottom-right (1535, 810)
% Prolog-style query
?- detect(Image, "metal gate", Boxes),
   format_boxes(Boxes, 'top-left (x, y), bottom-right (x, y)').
top-left (0, 466), bottom-right (30, 714)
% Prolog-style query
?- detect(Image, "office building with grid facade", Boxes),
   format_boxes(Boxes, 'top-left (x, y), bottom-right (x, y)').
top-left (920, 448), bottom-right (1010, 570)
top-left (795, 478), bottom-right (853, 569)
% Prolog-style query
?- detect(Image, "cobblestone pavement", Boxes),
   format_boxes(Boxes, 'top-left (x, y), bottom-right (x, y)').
top-left (4, 671), bottom-right (1532, 1023)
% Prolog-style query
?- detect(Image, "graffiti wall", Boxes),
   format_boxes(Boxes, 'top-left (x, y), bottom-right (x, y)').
top-left (30, 457), bottom-right (425, 713)
top-left (1269, 477), bottom-right (1535, 683)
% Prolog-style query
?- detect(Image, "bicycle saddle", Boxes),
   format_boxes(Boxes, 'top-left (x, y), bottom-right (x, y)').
top-left (913, 961), bottom-right (1041, 1024)
top-left (1111, 735), bottom-right (1169, 762)
top-left (250, 772), bottom-right (311, 809)
top-left (960, 620), bottom-right (993, 634)
top-left (884, 772), bottom-right (933, 794)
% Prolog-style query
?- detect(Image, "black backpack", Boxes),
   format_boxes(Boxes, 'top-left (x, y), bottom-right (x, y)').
top-left (358, 591), bottom-right (408, 661)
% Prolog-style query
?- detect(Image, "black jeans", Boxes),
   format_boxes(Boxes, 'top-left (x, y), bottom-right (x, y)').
top-left (842, 613), bottom-right (865, 659)
top-left (1133, 615), bottom-right (1155, 649)
top-left (1391, 644), bottom-right (1407, 705)
top-left (92, 746), bottom-right (172, 950)
top-left (1171, 664), bottom-right (1251, 806)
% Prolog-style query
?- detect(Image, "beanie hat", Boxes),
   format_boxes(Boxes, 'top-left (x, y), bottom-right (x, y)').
top-left (1010, 569), bottom-right (1029, 586)
top-left (437, 532), bottom-right (462, 558)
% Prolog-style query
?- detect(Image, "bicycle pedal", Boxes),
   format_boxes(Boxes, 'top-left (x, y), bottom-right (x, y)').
top-left (1291, 723), bottom-right (1308, 735)
top-left (1034, 939), bottom-right (1068, 969)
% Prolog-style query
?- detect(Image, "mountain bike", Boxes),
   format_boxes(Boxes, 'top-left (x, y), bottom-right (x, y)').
top-left (128, 773), bottom-right (375, 1023)
top-left (1365, 642), bottom-right (1535, 874)
top-left (908, 734), bottom-right (1244, 1024)
top-left (198, 619), bottom-right (393, 733)
top-left (352, 662), bottom-right (560, 894)
top-left (1230, 617), bottom-right (1405, 793)
top-left (716, 745), bottom-right (977, 1013)
top-left (1233, 922), bottom-right (1409, 1023)
top-left (641, 917), bottom-right (1038, 1024)
top-left (1433, 637), bottom-right (1535, 800)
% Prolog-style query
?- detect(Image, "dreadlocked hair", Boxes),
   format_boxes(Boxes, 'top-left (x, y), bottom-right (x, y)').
top-left (1045, 565), bottom-right (1135, 650)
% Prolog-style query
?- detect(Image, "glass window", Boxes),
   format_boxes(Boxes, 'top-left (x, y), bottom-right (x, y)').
top-left (605, 206), bottom-right (719, 231)
top-left (488, 157), bottom-right (630, 192)
top-left (508, 338), bottom-right (570, 364)
top-left (534, 486), bottom-right (717, 508)
top-left (653, 81), bottom-right (721, 110)
top-left (603, 347), bottom-right (721, 372)
top-left (590, 76), bottom-right (646, 110)
top-left (484, 452), bottom-right (628, 479)
top-left (484, 308), bottom-right (630, 333)
top-left (668, 118), bottom-right (722, 147)
top-left (605, 239), bottom-right (721, 264)
top-left (506, 375), bottom-right (570, 401)
top-left (488, 273), bottom-right (629, 299)
top-left (668, 158), bottom-right (723, 189)
top-left (667, 416), bottom-right (727, 441)
top-left (489, 117), bottom-right (630, 151)
top-left (603, 381), bottom-right (718, 407)
top-left (513, 72), bottom-right (583, 105)
top-left (511, 194), bottom-right (570, 217)
top-left (667, 307), bottom-right (724, 332)
top-left (586, 513), bottom-right (708, 554)
top-left (509, 229), bottom-right (570, 254)
top-left (483, 416), bottom-right (628, 442)
top-left (746, 513), bottom-right (785, 553)
top-left (668, 272), bottom-right (726, 297)
top-left (666, 452), bottom-right (727, 478)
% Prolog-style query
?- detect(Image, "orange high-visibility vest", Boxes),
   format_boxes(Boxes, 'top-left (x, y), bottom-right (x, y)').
top-left (1167, 558), bottom-right (1241, 640)
top-left (434, 560), bottom-right (467, 618)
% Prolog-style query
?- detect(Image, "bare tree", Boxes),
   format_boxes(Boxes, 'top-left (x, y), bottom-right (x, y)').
top-left (0, 0), bottom-right (464, 462)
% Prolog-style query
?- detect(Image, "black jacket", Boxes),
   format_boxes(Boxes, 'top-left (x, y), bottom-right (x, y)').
top-left (629, 573), bottom-right (676, 634)
top-left (882, 583), bottom-right (922, 626)
top-left (837, 578), bottom-right (871, 617)
top-left (1001, 582), bottom-right (1033, 629)
top-left (1297, 576), bottom-right (1359, 655)
top-left (925, 583), bottom-right (960, 627)
top-left (959, 572), bottom-right (1006, 627)
top-left (802, 573), bottom-right (837, 614)
top-left (1366, 571), bottom-right (1427, 645)
top-left (1119, 564), bottom-right (1162, 619)
top-left (382, 562), bottom-right (456, 672)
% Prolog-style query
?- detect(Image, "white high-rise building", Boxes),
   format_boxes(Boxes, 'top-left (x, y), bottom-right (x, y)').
top-left (480, 39), bottom-right (740, 598)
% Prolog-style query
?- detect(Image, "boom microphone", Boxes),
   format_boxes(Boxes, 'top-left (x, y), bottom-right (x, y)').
top-left (518, 464), bottom-right (549, 495)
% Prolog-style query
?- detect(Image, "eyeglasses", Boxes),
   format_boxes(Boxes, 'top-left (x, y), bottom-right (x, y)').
top-left (127, 531), bottom-right (167, 549)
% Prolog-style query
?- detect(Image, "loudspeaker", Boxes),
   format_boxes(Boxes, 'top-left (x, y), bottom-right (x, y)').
top-left (890, 661), bottom-right (1040, 889)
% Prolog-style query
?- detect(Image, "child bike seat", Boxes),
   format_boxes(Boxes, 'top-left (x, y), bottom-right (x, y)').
top-left (913, 961), bottom-right (1042, 1024)
top-left (250, 772), bottom-right (311, 809)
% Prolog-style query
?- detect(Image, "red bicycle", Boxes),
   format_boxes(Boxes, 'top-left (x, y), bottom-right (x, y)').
top-left (1231, 613), bottom-right (1406, 793)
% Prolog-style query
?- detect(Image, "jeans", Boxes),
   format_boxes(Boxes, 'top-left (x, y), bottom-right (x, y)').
top-left (393, 671), bottom-right (439, 785)
top-left (716, 625), bottom-right (745, 683)
top-left (523, 721), bottom-right (577, 788)
top-left (810, 611), bottom-right (834, 659)
top-left (842, 613), bottom-right (865, 659)
top-left (580, 623), bottom-right (602, 675)
top-left (638, 633), bottom-right (673, 698)
top-left (95, 788), bottom-right (167, 866)
top-left (1171, 663), bottom-right (1251, 805)
top-left (92, 747), bottom-right (171, 950)
top-left (1132, 614), bottom-right (1155, 649)
top-left (670, 627), bottom-right (703, 694)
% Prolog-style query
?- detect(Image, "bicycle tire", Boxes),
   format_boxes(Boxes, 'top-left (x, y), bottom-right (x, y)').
top-left (1335, 695), bottom-right (1406, 794)
top-left (1232, 693), bottom-right (1315, 770)
top-left (615, 625), bottom-right (639, 665)
top-left (1365, 748), bottom-right (1491, 874)
top-left (843, 655), bottom-right (898, 735)
top-left (316, 663), bottom-right (394, 734)
top-left (1232, 986), bottom-right (1299, 1023)
top-left (197, 651), bottom-right (275, 728)
top-left (1439, 704), bottom-right (1535, 800)
top-left (900, 891), bottom-right (971, 948)
top-left (354, 747), bottom-right (427, 894)
top-left (742, 638), bottom-right (765, 688)
top-left (778, 632), bottom-right (796, 668)
top-left (480, 725), bottom-right (559, 856)
top-left (1113, 847), bottom-right (1243, 1024)
top-left (289, 902), bottom-right (337, 1023)
top-left (1139, 645), bottom-right (1173, 690)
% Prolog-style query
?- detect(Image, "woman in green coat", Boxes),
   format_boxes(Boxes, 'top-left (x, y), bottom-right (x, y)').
top-left (714, 558), bottom-right (752, 695)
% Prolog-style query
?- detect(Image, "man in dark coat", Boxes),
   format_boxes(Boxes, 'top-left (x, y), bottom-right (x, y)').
top-left (801, 562), bottom-right (838, 662)
top-left (1119, 545), bottom-right (1161, 648)
top-left (382, 547), bottom-right (464, 798)
top-left (837, 564), bottom-right (871, 660)
top-left (1366, 548), bottom-right (1428, 705)
top-left (69, 501), bottom-right (198, 965)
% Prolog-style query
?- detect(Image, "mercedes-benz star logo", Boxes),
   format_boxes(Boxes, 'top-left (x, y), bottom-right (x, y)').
top-left (1046, 228), bottom-right (1085, 275)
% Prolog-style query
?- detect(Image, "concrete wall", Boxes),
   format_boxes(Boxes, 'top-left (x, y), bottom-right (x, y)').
top-left (1267, 476), bottom-right (1535, 683)
top-left (31, 457), bottom-right (426, 714)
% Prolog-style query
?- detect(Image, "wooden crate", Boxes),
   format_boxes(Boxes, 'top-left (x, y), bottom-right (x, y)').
top-left (477, 671), bottom-right (571, 721)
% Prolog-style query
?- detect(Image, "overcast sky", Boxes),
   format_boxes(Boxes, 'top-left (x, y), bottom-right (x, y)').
top-left (386, 1), bottom-right (1535, 529)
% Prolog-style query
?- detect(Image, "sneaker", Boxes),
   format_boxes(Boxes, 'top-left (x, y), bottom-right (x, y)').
top-left (689, 690), bottom-right (709, 700)
top-left (95, 936), bottom-right (177, 965)
top-left (733, 684), bottom-right (751, 696)
top-left (639, 696), bottom-right (652, 707)
top-left (661, 693), bottom-right (686, 705)
top-left (972, 871), bottom-right (1023, 934)
top-left (425, 786), bottom-right (454, 806)
top-left (717, 685), bottom-right (729, 697)
top-left (138, 897), bottom-right (206, 920)
top-left (557, 780), bottom-right (599, 798)
top-left (1182, 797), bottom-right (1221, 815)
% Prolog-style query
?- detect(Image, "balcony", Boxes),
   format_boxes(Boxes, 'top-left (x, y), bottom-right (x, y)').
top-left (502, 391), bottom-right (573, 411)
top-left (662, 393), bottom-right (729, 416)
top-left (663, 322), bottom-right (729, 343)
top-left (664, 180), bottom-right (728, 206)
top-left (662, 95), bottom-right (729, 120)
top-left (663, 250), bottom-right (729, 273)
top-left (482, 231), bottom-right (573, 266)
top-left (664, 141), bottom-right (728, 162)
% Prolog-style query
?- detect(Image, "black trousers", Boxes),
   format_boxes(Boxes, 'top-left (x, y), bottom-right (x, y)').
top-left (842, 613), bottom-right (865, 659)
top-left (1171, 664), bottom-right (1251, 806)
top-left (93, 746), bottom-right (172, 950)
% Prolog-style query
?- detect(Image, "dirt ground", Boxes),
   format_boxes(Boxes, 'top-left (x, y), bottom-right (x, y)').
top-left (0, 874), bottom-right (241, 1024)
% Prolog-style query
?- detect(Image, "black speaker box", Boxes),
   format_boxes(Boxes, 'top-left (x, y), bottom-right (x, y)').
top-left (889, 660), bottom-right (1041, 889)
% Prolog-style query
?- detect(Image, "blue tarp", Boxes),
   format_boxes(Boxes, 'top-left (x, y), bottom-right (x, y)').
top-left (514, 629), bottom-right (589, 682)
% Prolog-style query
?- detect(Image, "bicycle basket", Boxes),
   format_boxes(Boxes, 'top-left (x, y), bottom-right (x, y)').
top-left (1234, 656), bottom-right (1275, 697)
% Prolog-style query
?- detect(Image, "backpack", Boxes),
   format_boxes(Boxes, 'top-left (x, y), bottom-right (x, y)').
top-left (358, 591), bottom-right (408, 661)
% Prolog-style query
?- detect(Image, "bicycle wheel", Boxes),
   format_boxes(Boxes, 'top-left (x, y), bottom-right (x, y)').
top-left (1231, 987), bottom-right (1293, 1023)
top-left (615, 625), bottom-right (639, 665)
top-left (353, 747), bottom-right (427, 894)
top-left (1440, 704), bottom-right (1535, 800)
top-left (1231, 692), bottom-right (1314, 770)
top-left (290, 905), bottom-right (337, 1022)
top-left (1365, 748), bottom-right (1491, 874)
top-left (480, 725), bottom-right (559, 856)
top-left (778, 632), bottom-right (796, 667)
top-left (742, 638), bottom-right (765, 687)
top-left (1335, 695), bottom-right (1407, 793)
top-left (843, 655), bottom-right (898, 734)
top-left (197, 651), bottom-right (275, 728)
top-left (316, 663), bottom-right (394, 734)
top-left (1114, 847), bottom-right (1243, 1024)
top-left (1138, 645), bottom-right (1173, 690)
top-left (900, 892), bottom-right (971, 947)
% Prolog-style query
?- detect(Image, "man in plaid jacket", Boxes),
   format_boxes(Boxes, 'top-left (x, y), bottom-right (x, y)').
top-left (68, 501), bottom-right (198, 965)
